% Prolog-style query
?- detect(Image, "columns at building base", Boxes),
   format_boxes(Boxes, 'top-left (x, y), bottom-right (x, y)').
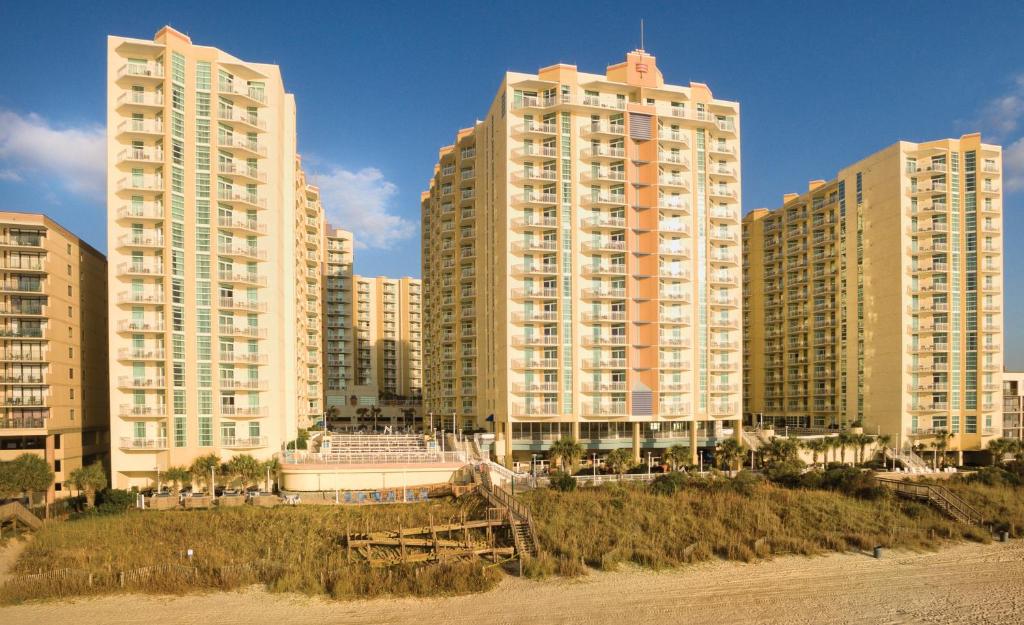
top-left (632, 422), bottom-right (640, 462)
top-left (689, 420), bottom-right (698, 466)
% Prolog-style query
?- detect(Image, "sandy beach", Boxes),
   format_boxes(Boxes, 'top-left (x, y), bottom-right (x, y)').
top-left (1, 540), bottom-right (1022, 625)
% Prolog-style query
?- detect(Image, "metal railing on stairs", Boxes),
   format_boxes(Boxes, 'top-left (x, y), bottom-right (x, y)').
top-left (472, 463), bottom-right (539, 559)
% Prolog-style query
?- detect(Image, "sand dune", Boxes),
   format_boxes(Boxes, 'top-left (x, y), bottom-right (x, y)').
top-left (1, 540), bottom-right (1022, 624)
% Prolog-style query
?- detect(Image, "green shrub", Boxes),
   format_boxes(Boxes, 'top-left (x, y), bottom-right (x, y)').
top-left (729, 470), bottom-right (765, 496)
top-left (549, 471), bottom-right (577, 492)
top-left (650, 472), bottom-right (687, 496)
top-left (95, 488), bottom-right (136, 515)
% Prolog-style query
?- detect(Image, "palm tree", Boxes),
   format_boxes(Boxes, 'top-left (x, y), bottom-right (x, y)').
top-left (876, 434), bottom-right (893, 470)
top-left (227, 454), bottom-right (262, 490)
top-left (548, 437), bottom-right (584, 472)
top-left (854, 433), bottom-right (874, 466)
top-left (163, 466), bottom-right (190, 495)
top-left (663, 444), bottom-right (690, 471)
top-left (605, 448), bottom-right (635, 475)
top-left (189, 453), bottom-right (221, 493)
top-left (931, 430), bottom-right (953, 468)
top-left (716, 438), bottom-right (745, 474)
top-left (803, 438), bottom-right (829, 469)
top-left (836, 431), bottom-right (854, 465)
top-left (68, 462), bottom-right (107, 508)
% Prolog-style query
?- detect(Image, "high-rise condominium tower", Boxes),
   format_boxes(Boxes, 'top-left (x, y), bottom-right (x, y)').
top-left (0, 213), bottom-right (108, 502)
top-left (106, 26), bottom-right (323, 488)
top-left (743, 135), bottom-right (1002, 457)
top-left (422, 50), bottom-right (742, 467)
top-left (323, 227), bottom-right (355, 411)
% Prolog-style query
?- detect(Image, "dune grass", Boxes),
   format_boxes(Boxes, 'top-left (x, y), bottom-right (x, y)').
top-left (1, 498), bottom-right (501, 604)
top-left (522, 476), bottom-right (992, 575)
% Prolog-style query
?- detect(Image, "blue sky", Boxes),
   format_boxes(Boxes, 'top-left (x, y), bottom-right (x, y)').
top-left (1, 1), bottom-right (1023, 363)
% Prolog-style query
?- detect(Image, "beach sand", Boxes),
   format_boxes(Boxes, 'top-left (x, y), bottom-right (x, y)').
top-left (1, 539), bottom-right (1022, 624)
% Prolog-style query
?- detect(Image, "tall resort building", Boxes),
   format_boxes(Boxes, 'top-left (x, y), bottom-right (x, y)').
top-left (0, 213), bottom-right (108, 502)
top-left (106, 26), bottom-right (324, 488)
top-left (421, 50), bottom-right (742, 467)
top-left (743, 135), bottom-right (1003, 458)
top-left (323, 227), bottom-right (355, 412)
top-left (323, 271), bottom-right (423, 428)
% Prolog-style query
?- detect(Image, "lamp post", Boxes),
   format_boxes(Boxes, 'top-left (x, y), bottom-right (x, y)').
top-left (592, 452), bottom-right (597, 477)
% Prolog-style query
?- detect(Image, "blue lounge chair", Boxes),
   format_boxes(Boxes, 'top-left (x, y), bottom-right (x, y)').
top-left (343, 491), bottom-right (352, 504)
top-left (386, 491), bottom-right (396, 502)
top-left (405, 490), bottom-right (416, 502)
top-left (372, 491), bottom-right (382, 503)
top-left (356, 491), bottom-right (366, 504)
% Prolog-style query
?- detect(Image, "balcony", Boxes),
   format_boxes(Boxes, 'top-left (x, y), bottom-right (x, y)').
top-left (581, 169), bottom-right (627, 183)
top-left (581, 287), bottom-right (626, 299)
top-left (512, 145), bottom-right (558, 159)
top-left (708, 186), bottom-right (738, 200)
top-left (513, 121), bottom-right (558, 136)
top-left (658, 198), bottom-right (690, 212)
top-left (580, 334), bottom-right (628, 346)
top-left (116, 348), bottom-right (166, 361)
top-left (116, 176), bottom-right (164, 193)
top-left (217, 162), bottom-right (267, 183)
top-left (510, 335), bottom-right (560, 347)
top-left (709, 403), bottom-right (738, 416)
top-left (116, 203), bottom-right (164, 221)
top-left (118, 405), bottom-right (166, 418)
top-left (511, 216), bottom-right (557, 230)
top-left (659, 314), bottom-right (691, 325)
top-left (511, 358), bottom-right (559, 369)
top-left (660, 360), bottom-right (691, 371)
top-left (116, 61), bottom-right (164, 81)
top-left (117, 261), bottom-right (164, 277)
top-left (709, 165), bottom-right (737, 179)
top-left (910, 183), bottom-right (947, 195)
top-left (219, 379), bottom-right (268, 390)
top-left (657, 130), bottom-right (690, 146)
top-left (581, 263), bottom-right (627, 277)
top-left (119, 437), bottom-right (168, 450)
top-left (116, 119), bottom-right (164, 137)
top-left (117, 147), bottom-right (164, 164)
top-left (581, 146), bottom-right (626, 159)
top-left (217, 216), bottom-right (267, 235)
top-left (217, 270), bottom-right (267, 286)
top-left (583, 239), bottom-right (627, 253)
top-left (582, 122), bottom-right (625, 137)
top-left (218, 135), bottom-right (267, 157)
top-left (583, 193), bottom-right (627, 208)
top-left (511, 239), bottom-right (558, 253)
top-left (217, 107), bottom-right (267, 132)
top-left (220, 435), bottom-right (270, 449)
top-left (583, 403), bottom-right (628, 417)
top-left (218, 297), bottom-right (267, 312)
top-left (117, 376), bottom-right (166, 389)
top-left (511, 286), bottom-right (557, 299)
top-left (583, 358), bottom-right (627, 369)
top-left (116, 290), bottom-right (165, 305)
top-left (217, 189), bottom-right (267, 210)
top-left (511, 404), bottom-right (561, 417)
top-left (115, 90), bottom-right (164, 109)
top-left (580, 310), bottom-right (626, 322)
top-left (216, 244), bottom-right (266, 261)
top-left (657, 243), bottom-right (689, 257)
top-left (658, 335), bottom-right (690, 347)
top-left (511, 169), bottom-right (558, 184)
top-left (512, 193), bottom-right (558, 206)
top-left (658, 176), bottom-right (690, 191)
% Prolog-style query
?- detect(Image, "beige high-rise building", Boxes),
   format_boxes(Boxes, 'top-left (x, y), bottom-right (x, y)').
top-left (323, 227), bottom-right (354, 411)
top-left (0, 212), bottom-right (108, 502)
top-left (743, 134), bottom-right (1003, 456)
top-left (106, 26), bottom-right (323, 488)
top-left (1001, 371), bottom-right (1023, 441)
top-left (421, 50), bottom-right (742, 467)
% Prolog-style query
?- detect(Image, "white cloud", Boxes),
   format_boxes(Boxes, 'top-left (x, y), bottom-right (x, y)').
top-left (0, 109), bottom-right (105, 201)
top-left (1004, 136), bottom-right (1024, 193)
top-left (312, 166), bottom-right (417, 249)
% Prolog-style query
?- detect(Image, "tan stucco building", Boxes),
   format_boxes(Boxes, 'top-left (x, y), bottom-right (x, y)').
top-left (421, 50), bottom-right (742, 466)
top-left (106, 26), bottom-right (323, 488)
top-left (323, 268), bottom-right (422, 430)
top-left (0, 212), bottom-right (108, 501)
top-left (743, 135), bottom-right (1003, 455)
top-left (1002, 371), bottom-right (1024, 441)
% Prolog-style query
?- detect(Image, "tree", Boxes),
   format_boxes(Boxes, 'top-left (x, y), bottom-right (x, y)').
top-left (0, 454), bottom-right (54, 505)
top-left (548, 437), bottom-right (584, 472)
top-left (758, 437), bottom-right (804, 482)
top-left (836, 432), bottom-right (855, 465)
top-left (854, 433), bottom-right (874, 466)
top-left (802, 438), bottom-right (830, 469)
top-left (876, 434), bottom-right (893, 470)
top-left (226, 454), bottom-right (262, 489)
top-left (826, 436), bottom-right (843, 464)
top-left (67, 462), bottom-right (107, 508)
top-left (663, 444), bottom-right (690, 471)
top-left (605, 448), bottom-right (635, 475)
top-left (986, 438), bottom-right (1020, 466)
top-left (189, 453), bottom-right (221, 493)
top-left (716, 438), bottom-right (744, 473)
top-left (163, 466), bottom-right (190, 494)
top-left (931, 430), bottom-right (953, 468)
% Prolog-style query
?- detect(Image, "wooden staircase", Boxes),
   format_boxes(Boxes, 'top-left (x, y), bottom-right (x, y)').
top-left (0, 501), bottom-right (43, 531)
top-left (876, 478), bottom-right (985, 526)
top-left (472, 464), bottom-right (539, 560)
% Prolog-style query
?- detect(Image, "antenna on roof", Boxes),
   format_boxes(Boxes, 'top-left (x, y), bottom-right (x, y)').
top-left (640, 19), bottom-right (645, 51)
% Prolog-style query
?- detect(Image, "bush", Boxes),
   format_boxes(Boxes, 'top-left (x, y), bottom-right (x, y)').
top-left (650, 472), bottom-right (688, 496)
top-left (729, 470), bottom-right (765, 496)
top-left (818, 466), bottom-right (887, 500)
top-left (763, 459), bottom-right (805, 484)
top-left (549, 471), bottom-right (577, 492)
top-left (95, 488), bottom-right (136, 515)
